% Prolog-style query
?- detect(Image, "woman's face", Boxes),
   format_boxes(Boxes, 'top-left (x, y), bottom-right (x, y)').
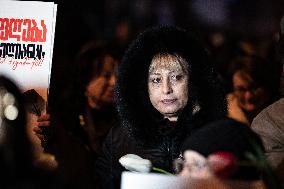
top-left (148, 54), bottom-right (189, 121)
top-left (233, 71), bottom-right (269, 113)
top-left (85, 55), bottom-right (118, 109)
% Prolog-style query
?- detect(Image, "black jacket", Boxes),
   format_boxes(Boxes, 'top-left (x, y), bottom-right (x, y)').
top-left (94, 26), bottom-right (227, 189)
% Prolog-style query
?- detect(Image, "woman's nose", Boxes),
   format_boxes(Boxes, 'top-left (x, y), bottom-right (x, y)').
top-left (244, 90), bottom-right (254, 99)
top-left (162, 79), bottom-right (173, 94)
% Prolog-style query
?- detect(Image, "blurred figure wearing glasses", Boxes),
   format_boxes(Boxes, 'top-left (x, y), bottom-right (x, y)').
top-left (226, 55), bottom-right (281, 125)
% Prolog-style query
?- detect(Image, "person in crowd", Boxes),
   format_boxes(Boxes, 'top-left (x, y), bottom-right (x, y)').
top-left (0, 76), bottom-right (59, 189)
top-left (180, 118), bottom-right (265, 180)
top-left (249, 16), bottom-right (284, 187)
top-left (34, 41), bottom-right (120, 189)
top-left (68, 41), bottom-right (119, 155)
top-left (251, 98), bottom-right (284, 183)
top-left (226, 55), bottom-right (281, 125)
top-left (94, 26), bottom-right (228, 189)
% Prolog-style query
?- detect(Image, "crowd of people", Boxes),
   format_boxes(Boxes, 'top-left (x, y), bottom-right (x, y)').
top-left (0, 21), bottom-right (283, 189)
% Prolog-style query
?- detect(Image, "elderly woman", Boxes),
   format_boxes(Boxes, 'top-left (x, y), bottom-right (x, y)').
top-left (94, 26), bottom-right (227, 188)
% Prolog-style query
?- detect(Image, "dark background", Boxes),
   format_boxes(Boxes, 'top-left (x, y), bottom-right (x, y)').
top-left (20, 0), bottom-right (284, 108)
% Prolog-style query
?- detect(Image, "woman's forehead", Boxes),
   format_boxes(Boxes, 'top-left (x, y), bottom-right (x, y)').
top-left (149, 53), bottom-right (188, 73)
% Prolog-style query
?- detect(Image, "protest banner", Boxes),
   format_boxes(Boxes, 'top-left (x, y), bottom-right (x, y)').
top-left (0, 1), bottom-right (57, 110)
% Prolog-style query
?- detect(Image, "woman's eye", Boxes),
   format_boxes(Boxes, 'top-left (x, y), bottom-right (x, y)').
top-left (151, 78), bottom-right (161, 84)
top-left (171, 74), bottom-right (183, 81)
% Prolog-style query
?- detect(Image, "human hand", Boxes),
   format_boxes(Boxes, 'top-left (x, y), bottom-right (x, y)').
top-left (33, 114), bottom-right (51, 149)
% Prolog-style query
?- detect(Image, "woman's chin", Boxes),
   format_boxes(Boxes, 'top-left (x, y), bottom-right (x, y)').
top-left (242, 105), bottom-right (258, 113)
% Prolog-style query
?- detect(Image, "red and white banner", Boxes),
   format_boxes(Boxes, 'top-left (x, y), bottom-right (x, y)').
top-left (0, 1), bottom-right (57, 101)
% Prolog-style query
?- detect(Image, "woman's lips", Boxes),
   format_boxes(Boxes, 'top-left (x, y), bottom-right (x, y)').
top-left (161, 99), bottom-right (177, 104)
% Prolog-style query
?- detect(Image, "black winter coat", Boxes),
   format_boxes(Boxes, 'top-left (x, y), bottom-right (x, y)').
top-left (95, 119), bottom-right (188, 189)
top-left (94, 26), bottom-right (227, 189)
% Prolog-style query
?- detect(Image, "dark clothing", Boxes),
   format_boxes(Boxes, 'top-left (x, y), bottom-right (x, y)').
top-left (51, 124), bottom-right (97, 189)
top-left (84, 107), bottom-right (118, 155)
top-left (95, 119), bottom-right (187, 189)
top-left (50, 88), bottom-right (117, 189)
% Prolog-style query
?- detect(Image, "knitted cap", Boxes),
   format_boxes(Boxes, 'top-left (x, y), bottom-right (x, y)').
top-left (181, 118), bottom-right (264, 180)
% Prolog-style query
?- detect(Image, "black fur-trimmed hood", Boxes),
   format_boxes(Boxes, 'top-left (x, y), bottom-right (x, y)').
top-left (115, 26), bottom-right (227, 145)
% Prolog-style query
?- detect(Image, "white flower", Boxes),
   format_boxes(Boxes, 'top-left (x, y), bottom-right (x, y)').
top-left (119, 154), bottom-right (152, 173)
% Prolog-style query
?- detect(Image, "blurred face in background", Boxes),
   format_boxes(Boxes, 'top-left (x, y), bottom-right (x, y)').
top-left (233, 70), bottom-right (269, 113)
top-left (85, 55), bottom-right (118, 109)
top-left (148, 53), bottom-right (189, 121)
